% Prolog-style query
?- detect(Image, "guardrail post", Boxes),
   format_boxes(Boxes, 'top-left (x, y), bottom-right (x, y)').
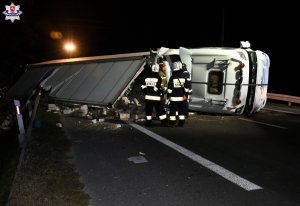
top-left (14, 99), bottom-right (25, 146)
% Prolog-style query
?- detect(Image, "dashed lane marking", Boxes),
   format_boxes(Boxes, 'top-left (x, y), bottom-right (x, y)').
top-left (238, 118), bottom-right (287, 129)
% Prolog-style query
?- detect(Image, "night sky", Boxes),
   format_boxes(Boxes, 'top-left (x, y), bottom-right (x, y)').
top-left (1, 0), bottom-right (299, 96)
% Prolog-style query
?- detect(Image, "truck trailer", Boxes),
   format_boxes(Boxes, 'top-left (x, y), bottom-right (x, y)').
top-left (7, 41), bottom-right (270, 115)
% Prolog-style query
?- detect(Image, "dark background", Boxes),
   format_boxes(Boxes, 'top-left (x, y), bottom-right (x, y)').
top-left (0, 0), bottom-right (299, 96)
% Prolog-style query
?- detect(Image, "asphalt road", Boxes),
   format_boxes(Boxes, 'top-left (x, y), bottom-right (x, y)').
top-left (62, 109), bottom-right (300, 206)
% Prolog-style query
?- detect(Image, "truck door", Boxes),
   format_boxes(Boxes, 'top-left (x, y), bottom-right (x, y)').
top-left (205, 58), bottom-right (228, 103)
top-left (189, 55), bottom-right (229, 111)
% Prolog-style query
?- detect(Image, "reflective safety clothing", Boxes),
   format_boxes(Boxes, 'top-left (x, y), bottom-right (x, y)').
top-left (182, 66), bottom-right (192, 117)
top-left (167, 69), bottom-right (189, 125)
top-left (141, 70), bottom-right (167, 122)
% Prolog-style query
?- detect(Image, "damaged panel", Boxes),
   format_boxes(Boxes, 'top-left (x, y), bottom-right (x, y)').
top-left (41, 64), bottom-right (84, 96)
top-left (7, 52), bottom-right (148, 107)
top-left (7, 66), bottom-right (55, 98)
top-left (40, 58), bottom-right (145, 106)
top-left (54, 64), bottom-right (93, 100)
top-left (87, 60), bottom-right (143, 104)
top-left (69, 62), bottom-right (112, 101)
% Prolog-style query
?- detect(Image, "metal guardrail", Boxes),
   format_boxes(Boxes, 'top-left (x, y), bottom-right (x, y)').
top-left (267, 93), bottom-right (300, 106)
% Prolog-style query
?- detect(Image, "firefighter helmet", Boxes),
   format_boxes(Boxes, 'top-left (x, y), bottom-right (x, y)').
top-left (151, 63), bottom-right (159, 72)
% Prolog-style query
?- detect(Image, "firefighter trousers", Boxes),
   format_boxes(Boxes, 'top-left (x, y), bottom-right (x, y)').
top-left (145, 100), bottom-right (167, 121)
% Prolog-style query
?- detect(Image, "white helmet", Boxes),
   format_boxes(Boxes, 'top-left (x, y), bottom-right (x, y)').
top-left (151, 63), bottom-right (159, 72)
top-left (171, 61), bottom-right (182, 71)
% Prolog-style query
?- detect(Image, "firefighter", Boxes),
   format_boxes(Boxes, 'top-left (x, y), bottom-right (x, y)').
top-left (182, 63), bottom-right (192, 117)
top-left (167, 61), bottom-right (189, 127)
top-left (141, 62), bottom-right (168, 127)
top-left (158, 57), bottom-right (168, 104)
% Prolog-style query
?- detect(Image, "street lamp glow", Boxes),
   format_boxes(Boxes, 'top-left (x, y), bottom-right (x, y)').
top-left (64, 42), bottom-right (76, 52)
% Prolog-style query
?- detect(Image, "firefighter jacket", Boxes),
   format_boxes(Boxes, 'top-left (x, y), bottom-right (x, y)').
top-left (167, 70), bottom-right (190, 101)
top-left (159, 70), bottom-right (167, 93)
top-left (182, 67), bottom-right (192, 98)
top-left (141, 72), bottom-right (164, 101)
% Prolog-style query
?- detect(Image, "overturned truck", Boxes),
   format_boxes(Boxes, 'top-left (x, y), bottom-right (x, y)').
top-left (8, 41), bottom-right (270, 115)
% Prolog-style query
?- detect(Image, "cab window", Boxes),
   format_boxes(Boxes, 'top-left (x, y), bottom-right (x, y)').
top-left (208, 71), bottom-right (223, 94)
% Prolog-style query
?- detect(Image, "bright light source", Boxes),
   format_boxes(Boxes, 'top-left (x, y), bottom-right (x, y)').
top-left (64, 42), bottom-right (76, 52)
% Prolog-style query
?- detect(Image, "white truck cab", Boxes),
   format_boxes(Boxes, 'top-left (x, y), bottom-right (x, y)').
top-left (156, 41), bottom-right (270, 115)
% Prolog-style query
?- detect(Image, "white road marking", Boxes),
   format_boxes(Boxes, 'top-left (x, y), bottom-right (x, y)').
top-left (238, 118), bottom-right (287, 129)
top-left (263, 107), bottom-right (300, 116)
top-left (128, 121), bottom-right (262, 191)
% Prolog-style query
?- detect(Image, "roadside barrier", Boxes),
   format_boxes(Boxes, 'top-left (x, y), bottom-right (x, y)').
top-left (267, 93), bottom-right (300, 106)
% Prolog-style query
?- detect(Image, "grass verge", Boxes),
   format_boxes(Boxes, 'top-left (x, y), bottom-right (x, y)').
top-left (8, 106), bottom-right (90, 206)
top-left (0, 126), bottom-right (20, 206)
